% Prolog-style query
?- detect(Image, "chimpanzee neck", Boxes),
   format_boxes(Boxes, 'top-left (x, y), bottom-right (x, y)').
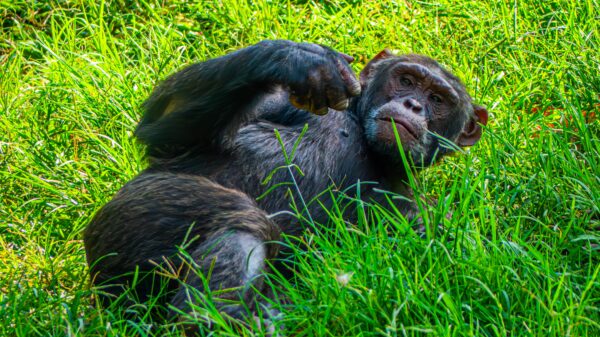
top-left (367, 150), bottom-right (413, 193)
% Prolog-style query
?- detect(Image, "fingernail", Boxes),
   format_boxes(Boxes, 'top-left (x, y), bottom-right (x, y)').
top-left (314, 107), bottom-right (329, 115)
top-left (332, 99), bottom-right (349, 111)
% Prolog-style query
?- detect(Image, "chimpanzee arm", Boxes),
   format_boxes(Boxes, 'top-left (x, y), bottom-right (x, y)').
top-left (135, 40), bottom-right (360, 157)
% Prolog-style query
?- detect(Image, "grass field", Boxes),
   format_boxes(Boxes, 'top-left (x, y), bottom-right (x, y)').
top-left (1, 0), bottom-right (598, 336)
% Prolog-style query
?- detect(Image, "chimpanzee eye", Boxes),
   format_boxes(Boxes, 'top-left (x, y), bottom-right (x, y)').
top-left (400, 77), bottom-right (413, 87)
top-left (430, 94), bottom-right (443, 103)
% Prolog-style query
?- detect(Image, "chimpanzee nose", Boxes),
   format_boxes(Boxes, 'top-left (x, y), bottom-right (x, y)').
top-left (404, 98), bottom-right (423, 113)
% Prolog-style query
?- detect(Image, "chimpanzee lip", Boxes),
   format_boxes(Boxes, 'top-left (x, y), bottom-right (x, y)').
top-left (377, 117), bottom-right (419, 139)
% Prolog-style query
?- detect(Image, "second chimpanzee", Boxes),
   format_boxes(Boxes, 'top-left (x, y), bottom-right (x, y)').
top-left (84, 40), bottom-right (488, 326)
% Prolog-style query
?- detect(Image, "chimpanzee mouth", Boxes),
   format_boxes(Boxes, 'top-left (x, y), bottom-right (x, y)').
top-left (377, 117), bottom-right (419, 140)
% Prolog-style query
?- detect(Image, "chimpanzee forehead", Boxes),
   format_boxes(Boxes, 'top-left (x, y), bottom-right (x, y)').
top-left (390, 56), bottom-right (470, 98)
top-left (383, 62), bottom-right (458, 100)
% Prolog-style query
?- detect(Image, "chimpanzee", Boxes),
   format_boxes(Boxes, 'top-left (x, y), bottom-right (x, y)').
top-left (83, 40), bottom-right (488, 326)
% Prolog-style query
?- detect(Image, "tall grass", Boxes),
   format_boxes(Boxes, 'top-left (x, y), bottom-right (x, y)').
top-left (0, 1), bottom-right (598, 336)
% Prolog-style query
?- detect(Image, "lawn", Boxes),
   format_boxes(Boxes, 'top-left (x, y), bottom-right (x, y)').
top-left (0, 0), bottom-right (598, 336)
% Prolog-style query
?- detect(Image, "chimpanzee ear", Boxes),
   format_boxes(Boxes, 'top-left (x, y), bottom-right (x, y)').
top-left (456, 105), bottom-right (489, 147)
top-left (360, 49), bottom-right (395, 87)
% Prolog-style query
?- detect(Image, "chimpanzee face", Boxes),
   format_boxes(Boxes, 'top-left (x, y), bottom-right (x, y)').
top-left (357, 53), bottom-right (487, 168)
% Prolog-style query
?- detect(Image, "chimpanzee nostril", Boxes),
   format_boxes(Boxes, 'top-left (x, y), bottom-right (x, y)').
top-left (404, 98), bottom-right (423, 113)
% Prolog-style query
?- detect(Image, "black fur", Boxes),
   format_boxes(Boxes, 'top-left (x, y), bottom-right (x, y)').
top-left (84, 40), bottom-right (487, 325)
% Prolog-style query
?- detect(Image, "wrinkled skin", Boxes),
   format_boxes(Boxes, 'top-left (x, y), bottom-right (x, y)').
top-left (83, 40), bottom-right (488, 329)
top-left (357, 49), bottom-right (487, 168)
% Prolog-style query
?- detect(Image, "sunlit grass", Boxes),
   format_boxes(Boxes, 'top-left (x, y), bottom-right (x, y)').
top-left (1, 0), bottom-right (598, 336)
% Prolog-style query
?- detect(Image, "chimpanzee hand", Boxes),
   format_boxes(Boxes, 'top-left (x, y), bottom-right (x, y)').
top-left (256, 40), bottom-right (361, 115)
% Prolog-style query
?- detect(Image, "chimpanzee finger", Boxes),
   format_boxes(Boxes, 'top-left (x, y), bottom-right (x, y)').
top-left (335, 58), bottom-right (361, 97)
top-left (308, 88), bottom-right (329, 115)
top-left (338, 52), bottom-right (354, 63)
top-left (328, 94), bottom-right (349, 111)
top-left (307, 70), bottom-right (328, 115)
top-left (325, 74), bottom-right (351, 111)
top-left (289, 94), bottom-right (309, 111)
top-left (311, 102), bottom-right (329, 115)
top-left (288, 82), bottom-right (310, 110)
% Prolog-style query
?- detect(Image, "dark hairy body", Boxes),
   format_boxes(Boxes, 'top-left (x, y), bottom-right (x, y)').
top-left (84, 40), bottom-right (488, 326)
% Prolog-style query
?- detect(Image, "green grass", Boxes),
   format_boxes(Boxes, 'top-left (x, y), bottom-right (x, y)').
top-left (1, 0), bottom-right (598, 336)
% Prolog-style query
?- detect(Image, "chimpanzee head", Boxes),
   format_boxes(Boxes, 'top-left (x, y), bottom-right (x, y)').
top-left (355, 50), bottom-right (488, 168)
